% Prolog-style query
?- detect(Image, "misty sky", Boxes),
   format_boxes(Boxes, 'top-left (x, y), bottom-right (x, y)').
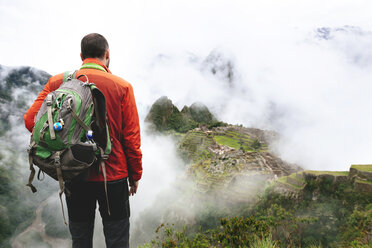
top-left (2, 0), bottom-right (372, 175)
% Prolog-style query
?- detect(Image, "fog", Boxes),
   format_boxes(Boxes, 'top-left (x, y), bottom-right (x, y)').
top-left (130, 126), bottom-right (185, 219)
top-left (3, 1), bottom-right (372, 171)
top-left (132, 24), bottom-right (372, 173)
top-left (2, 0), bottom-right (372, 246)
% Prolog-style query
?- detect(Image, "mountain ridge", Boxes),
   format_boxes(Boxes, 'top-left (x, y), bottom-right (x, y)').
top-left (1, 65), bottom-right (371, 247)
top-left (145, 96), bottom-right (224, 133)
top-left (132, 96), bottom-right (372, 247)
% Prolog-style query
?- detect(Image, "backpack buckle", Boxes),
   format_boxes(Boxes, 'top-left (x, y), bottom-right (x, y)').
top-left (27, 140), bottom-right (36, 154)
top-left (66, 71), bottom-right (75, 81)
top-left (54, 151), bottom-right (61, 167)
top-left (98, 147), bottom-right (109, 160)
top-left (46, 94), bottom-right (53, 106)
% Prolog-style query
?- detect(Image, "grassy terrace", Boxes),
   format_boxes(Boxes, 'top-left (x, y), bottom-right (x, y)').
top-left (355, 179), bottom-right (372, 185)
top-left (288, 172), bottom-right (305, 182)
top-left (214, 135), bottom-right (245, 150)
top-left (180, 130), bottom-right (214, 162)
top-left (351, 164), bottom-right (372, 172)
top-left (287, 172), bottom-right (306, 187)
top-left (277, 176), bottom-right (287, 184)
top-left (278, 176), bottom-right (303, 189)
top-left (213, 134), bottom-right (267, 152)
top-left (225, 130), bottom-right (252, 140)
top-left (304, 170), bottom-right (349, 176)
top-left (277, 179), bottom-right (303, 189)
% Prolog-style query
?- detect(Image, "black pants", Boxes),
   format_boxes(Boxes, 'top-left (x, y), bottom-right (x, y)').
top-left (65, 178), bottom-right (130, 248)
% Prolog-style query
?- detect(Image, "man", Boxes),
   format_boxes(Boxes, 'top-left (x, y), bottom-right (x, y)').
top-left (24, 33), bottom-right (142, 248)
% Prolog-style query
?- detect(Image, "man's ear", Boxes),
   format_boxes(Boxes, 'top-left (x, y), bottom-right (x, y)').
top-left (80, 53), bottom-right (84, 61)
top-left (105, 49), bottom-right (110, 60)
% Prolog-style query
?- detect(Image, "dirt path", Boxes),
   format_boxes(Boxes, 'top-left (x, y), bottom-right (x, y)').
top-left (11, 195), bottom-right (71, 248)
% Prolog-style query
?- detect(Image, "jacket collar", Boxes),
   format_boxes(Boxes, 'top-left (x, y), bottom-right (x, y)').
top-left (82, 58), bottom-right (112, 74)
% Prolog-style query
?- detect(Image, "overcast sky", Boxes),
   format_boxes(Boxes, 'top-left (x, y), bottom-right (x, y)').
top-left (1, 0), bottom-right (372, 74)
top-left (3, 0), bottom-right (372, 172)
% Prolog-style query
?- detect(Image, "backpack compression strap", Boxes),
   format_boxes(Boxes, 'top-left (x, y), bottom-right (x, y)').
top-left (26, 140), bottom-right (37, 193)
top-left (54, 151), bottom-right (68, 225)
top-left (46, 94), bottom-right (56, 140)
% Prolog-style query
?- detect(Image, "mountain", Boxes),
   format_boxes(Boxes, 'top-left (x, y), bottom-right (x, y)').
top-left (179, 125), bottom-right (300, 194)
top-left (146, 96), bottom-right (299, 184)
top-left (1, 65), bottom-right (371, 247)
top-left (145, 96), bottom-right (223, 133)
top-left (0, 65), bottom-right (50, 137)
top-left (133, 97), bottom-right (302, 246)
top-left (0, 65), bottom-right (56, 248)
top-left (200, 50), bottom-right (236, 87)
top-left (133, 97), bottom-right (372, 248)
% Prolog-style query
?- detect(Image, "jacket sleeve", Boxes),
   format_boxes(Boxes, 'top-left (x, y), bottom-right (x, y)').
top-left (24, 79), bottom-right (52, 132)
top-left (121, 83), bottom-right (143, 181)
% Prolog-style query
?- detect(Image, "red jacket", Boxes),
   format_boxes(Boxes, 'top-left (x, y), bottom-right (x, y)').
top-left (24, 58), bottom-right (142, 182)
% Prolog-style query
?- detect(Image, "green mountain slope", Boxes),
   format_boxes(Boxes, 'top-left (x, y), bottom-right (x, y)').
top-left (145, 96), bottom-right (223, 133)
top-left (132, 97), bottom-right (301, 246)
top-left (0, 65), bottom-right (54, 248)
top-left (133, 97), bottom-right (372, 248)
top-left (138, 164), bottom-right (372, 247)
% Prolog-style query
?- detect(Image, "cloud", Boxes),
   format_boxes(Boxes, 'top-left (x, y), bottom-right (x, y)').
top-left (4, 0), bottom-right (372, 244)
top-left (130, 22), bottom-right (372, 173)
top-left (130, 125), bottom-right (185, 219)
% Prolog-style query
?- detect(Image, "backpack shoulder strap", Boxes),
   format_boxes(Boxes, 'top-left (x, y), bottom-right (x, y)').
top-left (90, 85), bottom-right (112, 155)
top-left (81, 63), bottom-right (106, 72)
top-left (62, 70), bottom-right (78, 82)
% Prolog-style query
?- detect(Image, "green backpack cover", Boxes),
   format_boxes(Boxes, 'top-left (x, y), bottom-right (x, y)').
top-left (26, 71), bottom-right (112, 223)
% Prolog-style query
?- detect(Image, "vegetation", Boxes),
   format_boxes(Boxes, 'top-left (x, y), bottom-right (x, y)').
top-left (136, 97), bottom-right (372, 247)
top-left (5, 67), bottom-right (50, 88)
top-left (140, 216), bottom-right (271, 248)
top-left (351, 164), bottom-right (372, 173)
top-left (214, 135), bottom-right (265, 152)
top-left (305, 170), bottom-right (349, 176)
top-left (251, 139), bottom-right (262, 150)
top-left (0, 151), bottom-right (33, 247)
top-left (138, 173), bottom-right (372, 247)
top-left (145, 96), bottom-right (220, 133)
top-left (208, 121), bottom-right (228, 129)
top-left (0, 148), bottom-right (55, 247)
top-left (0, 65), bottom-right (52, 247)
top-left (250, 234), bottom-right (279, 248)
top-left (11, 230), bottom-right (51, 248)
top-left (1, 76), bottom-right (371, 247)
top-left (41, 201), bottom-right (70, 239)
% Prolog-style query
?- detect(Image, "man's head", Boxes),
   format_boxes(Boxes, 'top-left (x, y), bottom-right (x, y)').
top-left (80, 33), bottom-right (110, 67)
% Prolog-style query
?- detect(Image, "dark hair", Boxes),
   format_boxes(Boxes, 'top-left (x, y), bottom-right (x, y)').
top-left (81, 33), bottom-right (109, 60)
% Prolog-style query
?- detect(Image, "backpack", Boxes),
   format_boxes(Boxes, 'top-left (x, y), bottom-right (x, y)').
top-left (26, 71), bottom-right (112, 224)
